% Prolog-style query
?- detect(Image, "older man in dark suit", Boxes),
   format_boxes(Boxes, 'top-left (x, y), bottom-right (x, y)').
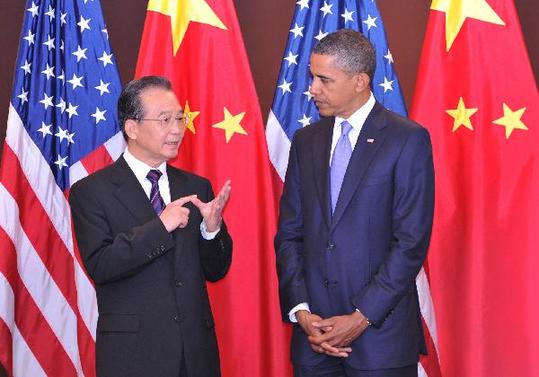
top-left (69, 76), bottom-right (232, 377)
top-left (275, 30), bottom-right (434, 377)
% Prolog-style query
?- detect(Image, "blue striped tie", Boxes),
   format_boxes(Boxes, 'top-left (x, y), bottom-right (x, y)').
top-left (146, 169), bottom-right (165, 215)
top-left (330, 120), bottom-right (353, 213)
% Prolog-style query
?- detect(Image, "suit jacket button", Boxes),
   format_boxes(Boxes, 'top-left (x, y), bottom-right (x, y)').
top-left (327, 242), bottom-right (335, 250)
top-left (173, 314), bottom-right (182, 323)
top-left (175, 280), bottom-right (184, 287)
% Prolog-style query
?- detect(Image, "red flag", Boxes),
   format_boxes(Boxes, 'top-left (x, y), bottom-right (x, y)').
top-left (134, 0), bottom-right (292, 376)
top-left (411, 1), bottom-right (539, 376)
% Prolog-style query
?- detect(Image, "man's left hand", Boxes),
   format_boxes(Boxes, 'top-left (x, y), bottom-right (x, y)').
top-left (308, 311), bottom-right (369, 352)
top-left (192, 180), bottom-right (231, 232)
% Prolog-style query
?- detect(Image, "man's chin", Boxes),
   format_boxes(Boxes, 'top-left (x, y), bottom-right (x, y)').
top-left (314, 104), bottom-right (333, 117)
top-left (317, 109), bottom-right (333, 117)
top-left (163, 149), bottom-right (179, 161)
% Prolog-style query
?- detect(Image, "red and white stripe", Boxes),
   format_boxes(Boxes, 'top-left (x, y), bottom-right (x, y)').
top-left (266, 115), bottom-right (442, 376)
top-left (265, 110), bottom-right (291, 182)
top-left (0, 104), bottom-right (125, 376)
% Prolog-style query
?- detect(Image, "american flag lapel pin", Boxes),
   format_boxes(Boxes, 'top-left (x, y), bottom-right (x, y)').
top-left (367, 138), bottom-right (375, 143)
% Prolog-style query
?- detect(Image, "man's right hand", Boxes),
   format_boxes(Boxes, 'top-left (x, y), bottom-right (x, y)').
top-left (296, 310), bottom-right (351, 357)
top-left (159, 195), bottom-right (197, 232)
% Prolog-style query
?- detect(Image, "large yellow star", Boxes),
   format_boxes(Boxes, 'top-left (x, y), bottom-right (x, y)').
top-left (212, 107), bottom-right (247, 143)
top-left (183, 100), bottom-right (200, 134)
top-left (431, 0), bottom-right (505, 51)
top-left (493, 103), bottom-right (528, 139)
top-left (148, 0), bottom-right (227, 55)
top-left (446, 97), bottom-right (478, 132)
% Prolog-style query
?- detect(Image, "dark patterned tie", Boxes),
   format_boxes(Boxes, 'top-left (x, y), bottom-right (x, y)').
top-left (146, 169), bottom-right (165, 215)
top-left (330, 120), bottom-right (353, 213)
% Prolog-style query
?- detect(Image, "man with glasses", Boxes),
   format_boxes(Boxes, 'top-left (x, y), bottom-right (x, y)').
top-left (69, 75), bottom-right (232, 377)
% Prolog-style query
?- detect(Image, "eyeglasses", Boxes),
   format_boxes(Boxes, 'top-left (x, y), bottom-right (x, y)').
top-left (136, 115), bottom-right (189, 129)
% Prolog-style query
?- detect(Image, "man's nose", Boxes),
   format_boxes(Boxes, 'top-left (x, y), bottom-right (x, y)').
top-left (310, 80), bottom-right (320, 95)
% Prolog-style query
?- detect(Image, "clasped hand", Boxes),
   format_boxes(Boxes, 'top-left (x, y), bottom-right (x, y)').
top-left (159, 180), bottom-right (231, 232)
top-left (296, 310), bottom-right (369, 358)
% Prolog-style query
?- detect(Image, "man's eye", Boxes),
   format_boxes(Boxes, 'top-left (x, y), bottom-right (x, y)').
top-left (161, 117), bottom-right (171, 124)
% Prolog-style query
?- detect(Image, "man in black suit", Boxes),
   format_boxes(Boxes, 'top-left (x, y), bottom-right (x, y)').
top-left (275, 30), bottom-right (434, 376)
top-left (69, 76), bottom-right (232, 377)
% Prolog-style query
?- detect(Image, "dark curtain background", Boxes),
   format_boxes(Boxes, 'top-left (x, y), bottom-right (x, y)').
top-left (0, 0), bottom-right (537, 375)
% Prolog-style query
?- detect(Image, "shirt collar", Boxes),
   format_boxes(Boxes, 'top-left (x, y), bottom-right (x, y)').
top-left (123, 147), bottom-right (167, 182)
top-left (335, 92), bottom-right (376, 131)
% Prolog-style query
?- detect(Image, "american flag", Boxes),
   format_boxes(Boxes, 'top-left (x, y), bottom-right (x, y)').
top-left (266, 0), bottom-right (406, 181)
top-left (265, 1), bottom-right (441, 376)
top-left (0, 0), bottom-right (124, 376)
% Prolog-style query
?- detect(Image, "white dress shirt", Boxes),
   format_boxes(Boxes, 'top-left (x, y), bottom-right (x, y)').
top-left (288, 92), bottom-right (376, 322)
top-left (329, 92), bottom-right (376, 162)
top-left (123, 148), bottom-right (219, 239)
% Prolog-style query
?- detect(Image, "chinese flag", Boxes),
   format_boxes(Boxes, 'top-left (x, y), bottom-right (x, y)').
top-left (411, 1), bottom-right (539, 376)
top-left (134, 0), bottom-right (291, 376)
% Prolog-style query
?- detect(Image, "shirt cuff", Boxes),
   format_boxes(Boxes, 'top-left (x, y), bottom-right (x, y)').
top-left (356, 308), bottom-right (371, 326)
top-left (200, 221), bottom-right (220, 240)
top-left (288, 303), bottom-right (310, 323)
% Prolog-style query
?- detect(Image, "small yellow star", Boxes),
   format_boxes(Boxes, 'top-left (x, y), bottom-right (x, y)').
top-left (183, 101), bottom-right (200, 134)
top-left (212, 107), bottom-right (247, 143)
top-left (493, 103), bottom-right (528, 139)
top-left (148, 0), bottom-right (227, 55)
top-left (431, 0), bottom-right (505, 51)
top-left (446, 96), bottom-right (478, 132)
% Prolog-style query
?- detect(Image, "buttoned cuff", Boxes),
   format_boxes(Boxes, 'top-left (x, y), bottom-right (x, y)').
top-left (200, 221), bottom-right (220, 240)
top-left (288, 302), bottom-right (310, 323)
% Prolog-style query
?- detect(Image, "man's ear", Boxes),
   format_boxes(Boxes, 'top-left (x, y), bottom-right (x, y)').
top-left (124, 119), bottom-right (138, 140)
top-left (355, 72), bottom-right (371, 93)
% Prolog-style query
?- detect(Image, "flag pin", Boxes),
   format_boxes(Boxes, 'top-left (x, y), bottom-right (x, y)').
top-left (367, 138), bottom-right (375, 143)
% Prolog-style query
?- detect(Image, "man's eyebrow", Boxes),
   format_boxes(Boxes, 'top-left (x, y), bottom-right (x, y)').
top-left (156, 110), bottom-right (173, 117)
top-left (315, 74), bottom-right (331, 80)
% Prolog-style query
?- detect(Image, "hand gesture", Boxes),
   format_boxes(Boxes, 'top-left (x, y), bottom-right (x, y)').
top-left (191, 180), bottom-right (231, 232)
top-left (308, 311), bottom-right (368, 356)
top-left (159, 195), bottom-right (197, 232)
top-left (297, 310), bottom-right (352, 358)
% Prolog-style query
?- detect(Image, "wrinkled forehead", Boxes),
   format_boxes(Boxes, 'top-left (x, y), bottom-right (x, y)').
top-left (140, 87), bottom-right (182, 115)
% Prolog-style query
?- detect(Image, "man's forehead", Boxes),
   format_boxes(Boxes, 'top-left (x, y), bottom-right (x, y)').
top-left (140, 86), bottom-right (175, 99)
top-left (310, 53), bottom-right (337, 68)
top-left (140, 87), bottom-right (182, 110)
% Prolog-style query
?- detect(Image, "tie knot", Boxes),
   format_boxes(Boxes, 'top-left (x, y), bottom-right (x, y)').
top-left (340, 120), bottom-right (352, 136)
top-left (146, 169), bottom-right (162, 184)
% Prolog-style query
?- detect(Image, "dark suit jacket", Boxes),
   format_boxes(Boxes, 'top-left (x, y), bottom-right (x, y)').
top-left (275, 102), bottom-right (434, 369)
top-left (69, 155), bottom-right (232, 377)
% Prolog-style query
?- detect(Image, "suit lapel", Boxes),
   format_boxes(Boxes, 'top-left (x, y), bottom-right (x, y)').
top-left (167, 165), bottom-right (192, 202)
top-left (312, 117), bottom-right (334, 230)
top-left (167, 166), bottom-right (195, 262)
top-left (111, 156), bottom-right (156, 224)
top-left (331, 103), bottom-right (388, 229)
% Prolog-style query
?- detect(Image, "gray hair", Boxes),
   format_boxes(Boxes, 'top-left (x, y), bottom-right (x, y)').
top-left (312, 29), bottom-right (375, 80)
top-left (117, 76), bottom-right (172, 140)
